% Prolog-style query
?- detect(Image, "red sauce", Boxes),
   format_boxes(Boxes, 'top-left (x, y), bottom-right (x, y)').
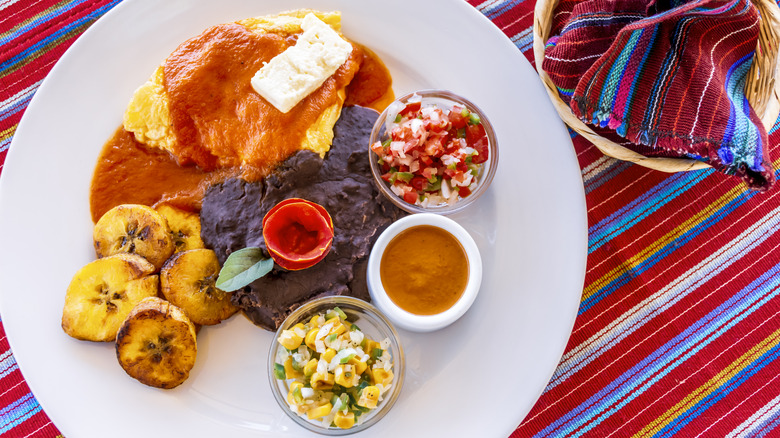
top-left (345, 45), bottom-right (395, 112)
top-left (163, 23), bottom-right (362, 172)
top-left (89, 129), bottom-right (236, 222)
top-left (89, 24), bottom-right (393, 223)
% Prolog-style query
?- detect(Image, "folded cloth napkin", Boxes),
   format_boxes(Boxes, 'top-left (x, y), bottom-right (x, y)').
top-left (543, 0), bottom-right (775, 190)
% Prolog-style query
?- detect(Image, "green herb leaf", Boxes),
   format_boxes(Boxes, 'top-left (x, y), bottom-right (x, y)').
top-left (216, 247), bottom-right (274, 292)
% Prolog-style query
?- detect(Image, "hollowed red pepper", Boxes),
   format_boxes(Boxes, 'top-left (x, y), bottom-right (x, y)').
top-left (262, 198), bottom-right (334, 271)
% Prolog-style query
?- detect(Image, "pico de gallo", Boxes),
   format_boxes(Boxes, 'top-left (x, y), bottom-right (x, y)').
top-left (370, 94), bottom-right (490, 207)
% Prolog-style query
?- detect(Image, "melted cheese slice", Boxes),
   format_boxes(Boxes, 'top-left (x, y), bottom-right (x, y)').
top-left (123, 10), bottom-right (351, 164)
top-left (251, 14), bottom-right (353, 113)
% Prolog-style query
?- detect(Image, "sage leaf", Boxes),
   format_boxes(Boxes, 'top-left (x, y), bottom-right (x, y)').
top-left (216, 247), bottom-right (274, 292)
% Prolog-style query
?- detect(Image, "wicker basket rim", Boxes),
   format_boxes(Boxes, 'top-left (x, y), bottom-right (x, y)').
top-left (533, 0), bottom-right (780, 173)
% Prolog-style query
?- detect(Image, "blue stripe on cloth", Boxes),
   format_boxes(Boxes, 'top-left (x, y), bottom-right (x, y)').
top-left (535, 261), bottom-right (780, 438)
top-left (588, 169), bottom-right (713, 254)
top-left (583, 160), bottom-right (634, 195)
top-left (0, 137), bottom-right (12, 154)
top-left (617, 26), bottom-right (656, 137)
top-left (0, 88), bottom-right (36, 124)
top-left (593, 30), bottom-right (641, 127)
top-left (0, 393), bottom-right (43, 435)
top-left (580, 188), bottom-right (758, 314)
top-left (720, 54), bottom-right (751, 158)
top-left (0, 350), bottom-right (19, 379)
top-left (478, 0), bottom-right (524, 20)
top-left (511, 27), bottom-right (534, 52)
top-left (562, 13), bottom-right (644, 34)
top-left (655, 342), bottom-right (780, 437)
top-left (720, 52), bottom-right (763, 173)
top-left (0, 0), bottom-right (92, 46)
top-left (0, 0), bottom-right (121, 76)
top-left (747, 408), bottom-right (780, 437)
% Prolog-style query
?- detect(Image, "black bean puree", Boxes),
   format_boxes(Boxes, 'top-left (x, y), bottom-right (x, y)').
top-left (200, 106), bottom-right (405, 330)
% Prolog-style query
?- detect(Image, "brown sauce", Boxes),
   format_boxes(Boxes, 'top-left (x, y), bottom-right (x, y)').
top-left (89, 24), bottom-right (393, 223)
top-left (379, 225), bottom-right (469, 315)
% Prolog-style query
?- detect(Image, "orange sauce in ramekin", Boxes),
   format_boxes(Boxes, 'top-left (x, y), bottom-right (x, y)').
top-left (379, 225), bottom-right (469, 315)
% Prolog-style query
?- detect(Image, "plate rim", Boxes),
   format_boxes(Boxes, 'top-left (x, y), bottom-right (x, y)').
top-left (0, 0), bottom-right (587, 436)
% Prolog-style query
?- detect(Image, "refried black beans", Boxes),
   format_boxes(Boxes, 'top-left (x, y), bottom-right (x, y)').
top-left (200, 106), bottom-right (405, 330)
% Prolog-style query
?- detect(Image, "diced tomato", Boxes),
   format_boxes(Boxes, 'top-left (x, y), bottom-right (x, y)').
top-left (449, 105), bottom-right (468, 129)
top-left (370, 141), bottom-right (385, 155)
top-left (421, 166), bottom-right (437, 181)
top-left (400, 101), bottom-right (421, 116)
top-left (403, 190), bottom-right (418, 204)
top-left (397, 126), bottom-right (415, 142)
top-left (466, 124), bottom-right (489, 164)
top-left (410, 176), bottom-right (428, 191)
top-left (374, 97), bottom-right (488, 206)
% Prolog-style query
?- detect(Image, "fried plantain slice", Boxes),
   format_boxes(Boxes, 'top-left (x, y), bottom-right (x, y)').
top-left (115, 297), bottom-right (197, 389)
top-left (94, 204), bottom-right (174, 270)
top-left (62, 253), bottom-right (159, 342)
top-left (155, 203), bottom-right (205, 253)
top-left (160, 249), bottom-right (238, 325)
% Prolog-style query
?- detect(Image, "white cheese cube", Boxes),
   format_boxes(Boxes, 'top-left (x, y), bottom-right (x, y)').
top-left (251, 13), bottom-right (353, 113)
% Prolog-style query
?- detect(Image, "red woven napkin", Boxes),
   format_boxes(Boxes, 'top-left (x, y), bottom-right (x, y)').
top-left (543, 0), bottom-right (775, 190)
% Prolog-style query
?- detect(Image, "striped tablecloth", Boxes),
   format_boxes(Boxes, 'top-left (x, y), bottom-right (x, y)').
top-left (3, 0), bottom-right (780, 437)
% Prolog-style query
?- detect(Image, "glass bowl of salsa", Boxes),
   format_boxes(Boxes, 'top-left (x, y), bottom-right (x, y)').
top-left (368, 89), bottom-right (498, 215)
top-left (268, 296), bottom-right (405, 435)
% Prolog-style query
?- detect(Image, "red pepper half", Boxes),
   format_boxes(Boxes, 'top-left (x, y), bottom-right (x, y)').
top-left (262, 198), bottom-right (334, 271)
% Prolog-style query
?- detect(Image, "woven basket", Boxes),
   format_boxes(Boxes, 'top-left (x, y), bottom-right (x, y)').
top-left (533, 0), bottom-right (780, 172)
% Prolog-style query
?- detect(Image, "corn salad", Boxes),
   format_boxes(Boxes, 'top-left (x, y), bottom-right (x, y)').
top-left (273, 307), bottom-right (394, 429)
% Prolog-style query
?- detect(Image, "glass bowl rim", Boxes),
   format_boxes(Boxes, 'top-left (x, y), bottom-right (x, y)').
top-left (367, 88), bottom-right (499, 215)
top-left (267, 296), bottom-right (406, 435)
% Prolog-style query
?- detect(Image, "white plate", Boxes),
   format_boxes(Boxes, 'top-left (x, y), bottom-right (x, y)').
top-left (0, 1), bottom-right (587, 437)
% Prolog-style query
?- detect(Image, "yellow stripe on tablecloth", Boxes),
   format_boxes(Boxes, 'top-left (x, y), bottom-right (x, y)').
top-left (632, 327), bottom-right (780, 437)
top-left (583, 184), bottom-right (746, 302)
top-left (0, 0), bottom-right (73, 41)
top-left (0, 125), bottom-right (17, 149)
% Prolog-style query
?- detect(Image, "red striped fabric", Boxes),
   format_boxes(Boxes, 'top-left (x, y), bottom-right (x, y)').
top-left (543, 0), bottom-right (774, 190)
top-left (4, 1), bottom-right (780, 437)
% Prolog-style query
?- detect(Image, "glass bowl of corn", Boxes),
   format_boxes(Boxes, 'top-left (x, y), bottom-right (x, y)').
top-left (268, 296), bottom-right (405, 435)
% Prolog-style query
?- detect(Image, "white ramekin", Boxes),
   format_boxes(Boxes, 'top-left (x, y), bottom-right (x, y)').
top-left (367, 213), bottom-right (482, 332)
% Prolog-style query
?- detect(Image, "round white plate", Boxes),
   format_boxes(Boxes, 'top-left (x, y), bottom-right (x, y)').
top-left (0, 1), bottom-right (587, 437)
